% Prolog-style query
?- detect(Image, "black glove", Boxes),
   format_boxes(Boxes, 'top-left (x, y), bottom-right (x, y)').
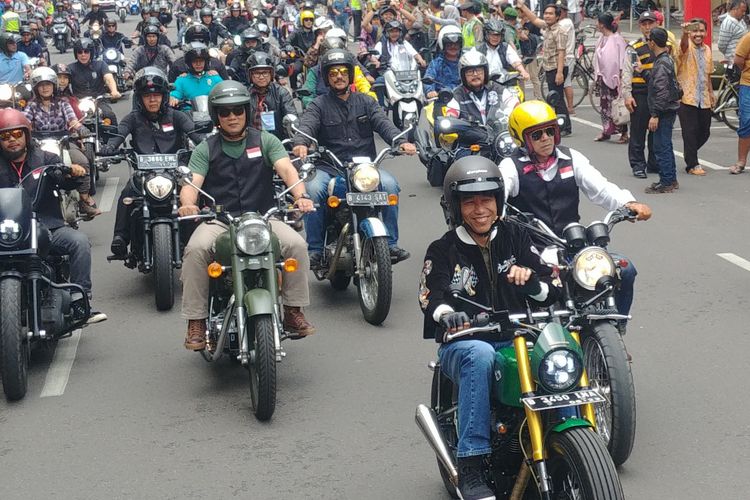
top-left (76, 126), bottom-right (91, 139)
top-left (515, 272), bottom-right (542, 297)
top-left (99, 144), bottom-right (115, 156)
top-left (439, 311), bottom-right (470, 332)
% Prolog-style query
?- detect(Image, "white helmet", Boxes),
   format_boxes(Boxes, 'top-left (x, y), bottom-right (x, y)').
top-left (325, 27), bottom-right (347, 43)
top-left (437, 25), bottom-right (463, 52)
top-left (313, 17), bottom-right (334, 33)
top-left (459, 48), bottom-right (489, 86)
top-left (30, 66), bottom-right (58, 95)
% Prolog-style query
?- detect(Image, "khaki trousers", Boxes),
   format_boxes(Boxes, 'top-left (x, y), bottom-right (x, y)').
top-left (526, 58), bottom-right (543, 101)
top-left (181, 219), bottom-right (310, 320)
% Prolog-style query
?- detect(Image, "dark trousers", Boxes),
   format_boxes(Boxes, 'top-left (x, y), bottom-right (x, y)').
top-left (545, 68), bottom-right (571, 133)
top-left (113, 182), bottom-right (137, 241)
top-left (352, 9), bottom-right (362, 39)
top-left (628, 92), bottom-right (656, 173)
top-left (677, 103), bottom-right (712, 169)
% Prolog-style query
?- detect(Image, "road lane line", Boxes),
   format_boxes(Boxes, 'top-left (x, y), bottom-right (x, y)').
top-left (98, 177), bottom-right (120, 213)
top-left (570, 116), bottom-right (728, 171)
top-left (717, 253), bottom-right (750, 272)
top-left (40, 329), bottom-right (81, 398)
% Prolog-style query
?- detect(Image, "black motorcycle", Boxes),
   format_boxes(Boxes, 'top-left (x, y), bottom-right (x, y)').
top-left (0, 164), bottom-right (92, 401)
top-left (79, 94), bottom-right (122, 194)
top-left (104, 150), bottom-right (190, 311)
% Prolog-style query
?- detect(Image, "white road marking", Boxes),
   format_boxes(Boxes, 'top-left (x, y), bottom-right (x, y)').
top-left (717, 253), bottom-right (750, 273)
top-left (40, 329), bottom-right (81, 398)
top-left (570, 116), bottom-right (729, 171)
top-left (98, 177), bottom-right (120, 213)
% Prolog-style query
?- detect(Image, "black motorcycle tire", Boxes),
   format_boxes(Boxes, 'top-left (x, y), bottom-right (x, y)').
top-left (119, 11), bottom-right (126, 23)
top-left (357, 236), bottom-right (392, 325)
top-left (430, 369), bottom-right (459, 499)
top-left (84, 142), bottom-right (97, 195)
top-left (0, 278), bottom-right (28, 401)
top-left (152, 223), bottom-right (175, 311)
top-left (248, 314), bottom-right (276, 421)
top-left (545, 427), bottom-right (624, 499)
top-left (56, 40), bottom-right (67, 54)
top-left (582, 322), bottom-right (636, 467)
top-left (329, 270), bottom-right (351, 291)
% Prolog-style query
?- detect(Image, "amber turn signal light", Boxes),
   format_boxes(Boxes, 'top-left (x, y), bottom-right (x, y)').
top-left (207, 262), bottom-right (223, 278)
top-left (470, 144), bottom-right (481, 152)
top-left (388, 194), bottom-right (399, 206)
top-left (284, 258), bottom-right (298, 273)
top-left (327, 196), bottom-right (341, 208)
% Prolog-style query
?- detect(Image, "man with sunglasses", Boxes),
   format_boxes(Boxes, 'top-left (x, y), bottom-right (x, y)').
top-left (246, 51), bottom-right (297, 140)
top-left (100, 19), bottom-right (129, 53)
top-left (178, 80), bottom-right (316, 349)
top-left (27, 20), bottom-right (47, 49)
top-left (69, 38), bottom-right (122, 123)
top-left (292, 48), bottom-right (417, 267)
top-left (0, 108), bottom-right (107, 325)
top-left (499, 100), bottom-right (652, 332)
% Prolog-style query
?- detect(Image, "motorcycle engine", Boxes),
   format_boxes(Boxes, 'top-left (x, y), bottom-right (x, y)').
top-left (41, 287), bottom-right (72, 335)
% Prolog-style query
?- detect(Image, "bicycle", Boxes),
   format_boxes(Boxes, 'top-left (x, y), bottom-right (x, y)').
top-left (712, 63), bottom-right (740, 131)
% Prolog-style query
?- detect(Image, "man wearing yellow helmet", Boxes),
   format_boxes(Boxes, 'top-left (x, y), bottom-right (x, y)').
top-left (500, 100), bottom-right (652, 326)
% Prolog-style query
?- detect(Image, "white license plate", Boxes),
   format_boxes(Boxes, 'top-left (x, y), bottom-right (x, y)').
top-left (345, 192), bottom-right (388, 206)
top-left (522, 389), bottom-right (606, 411)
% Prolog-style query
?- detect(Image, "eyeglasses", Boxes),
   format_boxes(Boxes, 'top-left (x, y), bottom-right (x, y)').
top-left (529, 127), bottom-right (557, 141)
top-left (217, 106), bottom-right (246, 118)
top-left (251, 70), bottom-right (272, 78)
top-left (464, 67), bottom-right (484, 76)
top-left (327, 67), bottom-right (349, 78)
top-left (0, 129), bottom-right (25, 141)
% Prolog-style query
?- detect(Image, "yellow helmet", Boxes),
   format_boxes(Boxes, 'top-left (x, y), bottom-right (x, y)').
top-left (508, 100), bottom-right (559, 150)
top-left (300, 10), bottom-right (315, 21)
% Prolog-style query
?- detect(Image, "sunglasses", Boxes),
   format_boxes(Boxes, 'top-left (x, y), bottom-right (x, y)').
top-left (77, 49), bottom-right (91, 54)
top-left (217, 106), bottom-right (246, 118)
top-left (0, 129), bottom-right (25, 141)
top-left (529, 127), bottom-right (557, 141)
top-left (328, 67), bottom-right (349, 78)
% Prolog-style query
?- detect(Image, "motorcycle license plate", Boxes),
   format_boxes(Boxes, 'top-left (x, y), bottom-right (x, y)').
top-left (137, 154), bottom-right (179, 170)
top-left (521, 390), bottom-right (606, 411)
top-left (394, 70), bottom-right (419, 81)
top-left (345, 191), bottom-right (388, 206)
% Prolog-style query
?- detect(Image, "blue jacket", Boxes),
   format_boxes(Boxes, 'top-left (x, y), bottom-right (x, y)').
top-left (170, 72), bottom-right (224, 102)
top-left (424, 55), bottom-right (460, 95)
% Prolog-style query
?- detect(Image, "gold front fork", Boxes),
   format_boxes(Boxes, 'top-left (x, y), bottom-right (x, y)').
top-left (570, 331), bottom-right (597, 429)
top-left (514, 335), bottom-right (545, 462)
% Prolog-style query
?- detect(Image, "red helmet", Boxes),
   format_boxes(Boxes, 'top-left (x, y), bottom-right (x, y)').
top-left (0, 108), bottom-right (32, 145)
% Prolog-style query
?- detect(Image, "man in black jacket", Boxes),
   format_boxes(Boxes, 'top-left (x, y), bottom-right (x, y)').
top-left (420, 156), bottom-right (557, 500)
top-left (246, 52), bottom-right (296, 140)
top-left (222, 2), bottom-right (249, 35)
top-left (101, 68), bottom-right (203, 257)
top-left (80, 0), bottom-right (108, 27)
top-left (0, 109), bottom-right (106, 324)
top-left (199, 7), bottom-right (231, 45)
top-left (100, 19), bottom-right (129, 52)
top-left (291, 49), bottom-right (417, 266)
top-left (644, 27), bottom-right (680, 194)
top-left (168, 27), bottom-right (228, 82)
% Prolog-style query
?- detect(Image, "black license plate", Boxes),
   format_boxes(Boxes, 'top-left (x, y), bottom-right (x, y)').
top-left (345, 191), bottom-right (388, 206)
top-left (137, 154), bottom-right (178, 170)
top-left (522, 389), bottom-right (606, 411)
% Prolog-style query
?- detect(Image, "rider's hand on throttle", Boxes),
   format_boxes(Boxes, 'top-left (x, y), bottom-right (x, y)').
top-left (169, 96), bottom-right (179, 107)
top-left (624, 202), bottom-right (652, 221)
top-left (69, 163), bottom-right (87, 177)
top-left (440, 311), bottom-right (470, 335)
top-left (178, 205), bottom-right (200, 217)
top-left (399, 142), bottom-right (417, 155)
top-left (292, 144), bottom-right (308, 160)
top-left (294, 197), bottom-right (315, 213)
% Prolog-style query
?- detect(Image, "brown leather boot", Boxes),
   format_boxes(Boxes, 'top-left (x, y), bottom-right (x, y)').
top-left (283, 306), bottom-right (316, 338)
top-left (184, 319), bottom-right (207, 351)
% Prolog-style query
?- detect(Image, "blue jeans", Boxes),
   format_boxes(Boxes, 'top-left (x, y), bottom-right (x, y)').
top-left (303, 169), bottom-right (401, 253)
top-left (50, 226), bottom-right (92, 294)
top-left (438, 339), bottom-right (510, 458)
top-left (610, 252), bottom-right (636, 316)
top-left (653, 111), bottom-right (677, 185)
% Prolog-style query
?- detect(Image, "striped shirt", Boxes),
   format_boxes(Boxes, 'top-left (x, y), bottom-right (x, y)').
top-left (718, 15), bottom-right (748, 59)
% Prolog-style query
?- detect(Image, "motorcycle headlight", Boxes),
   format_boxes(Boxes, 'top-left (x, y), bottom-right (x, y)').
top-left (235, 217), bottom-right (271, 255)
top-left (572, 247), bottom-right (615, 291)
top-left (538, 349), bottom-right (582, 393)
top-left (144, 175), bottom-right (174, 200)
top-left (493, 132), bottom-right (516, 158)
top-left (105, 48), bottom-right (119, 61)
top-left (0, 219), bottom-right (22, 246)
top-left (108, 64), bottom-right (119, 73)
top-left (0, 85), bottom-right (13, 101)
top-left (350, 163), bottom-right (380, 192)
top-left (78, 98), bottom-right (96, 114)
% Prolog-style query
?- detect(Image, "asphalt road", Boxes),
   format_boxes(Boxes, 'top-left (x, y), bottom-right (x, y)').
top-left (2, 16), bottom-right (750, 500)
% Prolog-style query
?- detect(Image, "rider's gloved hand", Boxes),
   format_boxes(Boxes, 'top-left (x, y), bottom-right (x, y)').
top-left (440, 311), bottom-right (470, 333)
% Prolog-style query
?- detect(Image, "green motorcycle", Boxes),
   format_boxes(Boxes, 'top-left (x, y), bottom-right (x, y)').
top-left (178, 165), bottom-right (314, 421)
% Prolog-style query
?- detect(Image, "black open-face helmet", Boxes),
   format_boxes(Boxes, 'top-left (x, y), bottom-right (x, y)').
top-left (184, 24), bottom-right (210, 44)
top-left (207, 80), bottom-right (252, 126)
top-left (133, 66), bottom-right (170, 116)
top-left (185, 42), bottom-right (210, 74)
top-left (441, 156), bottom-right (505, 229)
top-left (320, 48), bottom-right (354, 87)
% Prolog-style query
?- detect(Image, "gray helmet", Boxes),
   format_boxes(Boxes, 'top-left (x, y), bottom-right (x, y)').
top-left (207, 80), bottom-right (252, 125)
top-left (240, 27), bottom-right (261, 45)
top-left (143, 24), bottom-right (161, 36)
top-left (320, 36), bottom-right (346, 56)
top-left (184, 24), bottom-right (210, 44)
top-left (441, 156), bottom-right (505, 228)
top-left (484, 19), bottom-right (505, 38)
top-left (30, 67), bottom-right (58, 96)
top-left (246, 51), bottom-right (274, 72)
top-left (320, 48), bottom-right (354, 86)
top-left (459, 49), bottom-right (489, 87)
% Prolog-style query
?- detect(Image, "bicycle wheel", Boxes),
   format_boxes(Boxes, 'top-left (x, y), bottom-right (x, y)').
top-left (719, 85), bottom-right (740, 131)
top-left (573, 65), bottom-right (589, 108)
top-left (588, 78), bottom-right (602, 116)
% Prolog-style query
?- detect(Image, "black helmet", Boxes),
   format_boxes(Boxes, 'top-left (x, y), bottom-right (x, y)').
top-left (384, 20), bottom-right (403, 40)
top-left (20, 24), bottom-right (32, 35)
top-left (105, 18), bottom-right (117, 27)
top-left (441, 156), bottom-right (505, 229)
top-left (246, 51), bottom-right (274, 72)
top-left (320, 48), bottom-right (354, 86)
top-left (133, 66), bottom-right (170, 115)
top-left (148, 5), bottom-right (159, 14)
top-left (73, 37), bottom-right (96, 54)
top-left (184, 24), bottom-right (210, 44)
top-left (240, 27), bottom-right (261, 45)
top-left (207, 80), bottom-right (252, 126)
top-left (146, 17), bottom-right (162, 27)
top-left (143, 24), bottom-right (160, 36)
top-left (200, 6), bottom-right (213, 18)
top-left (484, 19), bottom-right (505, 38)
top-left (52, 62), bottom-right (71, 76)
top-left (185, 42), bottom-right (210, 74)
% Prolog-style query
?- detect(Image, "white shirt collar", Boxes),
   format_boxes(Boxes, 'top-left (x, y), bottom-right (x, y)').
top-left (518, 147), bottom-right (571, 163)
top-left (455, 225), bottom-right (498, 245)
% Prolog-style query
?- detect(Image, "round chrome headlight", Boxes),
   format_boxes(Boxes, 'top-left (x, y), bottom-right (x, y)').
top-left (236, 217), bottom-right (271, 255)
top-left (0, 219), bottom-right (23, 247)
top-left (0, 85), bottom-right (13, 101)
top-left (538, 349), bottom-right (582, 393)
top-left (493, 131), bottom-right (516, 158)
top-left (104, 48), bottom-right (119, 61)
top-left (572, 247), bottom-right (615, 291)
top-left (351, 163), bottom-right (380, 193)
top-left (145, 175), bottom-right (174, 200)
top-left (78, 97), bottom-right (96, 114)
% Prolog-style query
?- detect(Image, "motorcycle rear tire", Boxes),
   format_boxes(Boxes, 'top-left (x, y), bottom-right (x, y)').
top-left (546, 427), bottom-right (624, 499)
top-left (0, 278), bottom-right (28, 401)
top-left (357, 236), bottom-right (392, 325)
top-left (582, 322), bottom-right (636, 467)
top-left (248, 314), bottom-right (276, 421)
top-left (430, 369), bottom-right (459, 499)
top-left (84, 142), bottom-right (97, 195)
top-left (119, 11), bottom-right (126, 23)
top-left (152, 223), bottom-right (175, 311)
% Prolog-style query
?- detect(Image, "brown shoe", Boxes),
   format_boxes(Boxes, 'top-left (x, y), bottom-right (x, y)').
top-left (79, 199), bottom-right (102, 219)
top-left (283, 306), bottom-right (316, 338)
top-left (184, 319), bottom-right (206, 350)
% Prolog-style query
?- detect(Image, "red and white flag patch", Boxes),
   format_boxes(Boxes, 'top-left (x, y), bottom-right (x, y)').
top-left (559, 165), bottom-right (574, 180)
top-left (162, 123), bottom-right (174, 132)
top-left (246, 146), bottom-right (262, 159)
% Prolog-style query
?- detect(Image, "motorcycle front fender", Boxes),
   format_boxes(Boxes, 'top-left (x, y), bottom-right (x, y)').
top-left (243, 288), bottom-right (275, 318)
top-left (358, 217), bottom-right (388, 239)
top-left (551, 417), bottom-right (594, 434)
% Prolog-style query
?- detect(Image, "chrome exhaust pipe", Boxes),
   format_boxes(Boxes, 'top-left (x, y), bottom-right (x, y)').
top-left (415, 404), bottom-right (458, 485)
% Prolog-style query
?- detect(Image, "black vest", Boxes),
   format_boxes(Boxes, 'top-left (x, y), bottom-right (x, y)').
top-left (201, 129), bottom-right (274, 216)
top-left (452, 82), bottom-right (506, 125)
top-left (508, 146), bottom-right (580, 236)
top-left (378, 35), bottom-right (393, 69)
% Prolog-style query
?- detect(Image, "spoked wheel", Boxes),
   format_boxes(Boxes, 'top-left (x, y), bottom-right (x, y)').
top-left (152, 223), bottom-right (175, 311)
top-left (248, 314), bottom-right (276, 421)
top-left (0, 278), bottom-right (28, 401)
top-left (430, 369), bottom-right (459, 499)
top-left (357, 236), bottom-right (392, 325)
top-left (587, 78), bottom-right (602, 116)
top-left (84, 142), bottom-right (97, 195)
top-left (718, 86), bottom-right (740, 131)
top-left (546, 427), bottom-right (624, 499)
top-left (572, 68), bottom-right (589, 108)
top-left (582, 322), bottom-right (636, 467)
